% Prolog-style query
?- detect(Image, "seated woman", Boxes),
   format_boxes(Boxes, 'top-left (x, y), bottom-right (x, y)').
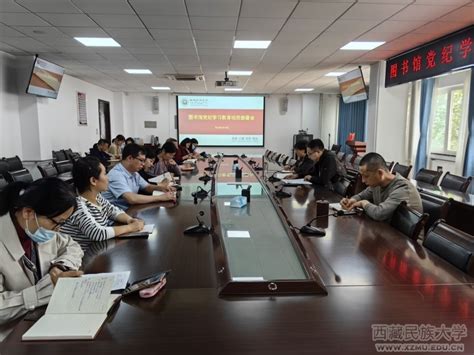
top-left (152, 142), bottom-right (181, 177)
top-left (0, 178), bottom-right (83, 340)
top-left (174, 138), bottom-right (196, 164)
top-left (139, 148), bottom-right (158, 182)
top-left (60, 157), bottom-right (145, 248)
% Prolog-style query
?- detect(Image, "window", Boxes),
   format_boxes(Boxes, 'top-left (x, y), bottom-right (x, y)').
top-left (430, 86), bottom-right (464, 155)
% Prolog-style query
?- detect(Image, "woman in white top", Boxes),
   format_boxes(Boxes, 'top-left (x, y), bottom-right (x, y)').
top-left (60, 156), bottom-right (144, 248)
top-left (0, 178), bottom-right (83, 340)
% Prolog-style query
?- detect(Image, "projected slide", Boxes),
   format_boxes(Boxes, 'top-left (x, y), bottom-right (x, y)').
top-left (177, 95), bottom-right (265, 146)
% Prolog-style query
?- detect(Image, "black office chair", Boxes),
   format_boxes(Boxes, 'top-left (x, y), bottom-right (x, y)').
top-left (444, 199), bottom-right (474, 235)
top-left (333, 177), bottom-right (353, 197)
top-left (386, 161), bottom-right (394, 171)
top-left (440, 172), bottom-right (472, 193)
top-left (6, 169), bottom-right (33, 184)
top-left (344, 154), bottom-right (353, 168)
top-left (330, 144), bottom-right (341, 154)
top-left (415, 168), bottom-right (443, 185)
top-left (419, 192), bottom-right (451, 233)
top-left (423, 221), bottom-right (474, 276)
top-left (5, 156), bottom-right (23, 171)
top-left (336, 152), bottom-right (345, 162)
top-left (390, 201), bottom-right (428, 240)
top-left (0, 175), bottom-right (8, 191)
top-left (0, 159), bottom-right (9, 178)
top-left (52, 150), bottom-right (67, 162)
top-left (38, 163), bottom-right (58, 178)
top-left (352, 156), bottom-right (362, 170)
top-left (54, 160), bottom-right (73, 174)
top-left (392, 162), bottom-right (412, 179)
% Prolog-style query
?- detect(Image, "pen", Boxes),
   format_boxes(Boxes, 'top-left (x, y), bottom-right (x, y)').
top-left (107, 296), bottom-right (122, 317)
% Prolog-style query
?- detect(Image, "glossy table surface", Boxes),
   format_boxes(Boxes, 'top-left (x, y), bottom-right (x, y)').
top-left (411, 179), bottom-right (474, 205)
top-left (2, 158), bottom-right (473, 355)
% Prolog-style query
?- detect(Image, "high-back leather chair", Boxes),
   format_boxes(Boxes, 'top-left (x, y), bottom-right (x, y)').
top-left (392, 162), bottom-right (412, 179)
top-left (415, 168), bottom-right (443, 185)
top-left (0, 175), bottom-right (8, 191)
top-left (423, 221), bottom-right (474, 276)
top-left (336, 152), bottom-right (345, 162)
top-left (6, 169), bottom-right (33, 184)
top-left (444, 200), bottom-right (474, 235)
top-left (38, 163), bottom-right (59, 178)
top-left (0, 159), bottom-right (9, 179)
top-left (5, 156), bottom-right (23, 171)
top-left (352, 156), bottom-right (363, 170)
top-left (419, 192), bottom-right (451, 233)
top-left (440, 172), bottom-right (472, 193)
top-left (52, 150), bottom-right (67, 162)
top-left (331, 144), bottom-right (341, 154)
top-left (333, 177), bottom-right (353, 197)
top-left (390, 201), bottom-right (428, 240)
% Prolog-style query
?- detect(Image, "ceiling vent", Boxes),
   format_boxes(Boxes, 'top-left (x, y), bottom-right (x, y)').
top-left (166, 74), bottom-right (204, 81)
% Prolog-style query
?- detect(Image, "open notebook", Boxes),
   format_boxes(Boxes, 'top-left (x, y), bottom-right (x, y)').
top-left (22, 276), bottom-right (118, 341)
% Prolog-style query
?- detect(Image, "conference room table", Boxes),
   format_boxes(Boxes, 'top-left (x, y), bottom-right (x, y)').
top-left (2, 157), bottom-right (473, 355)
top-left (411, 179), bottom-right (474, 206)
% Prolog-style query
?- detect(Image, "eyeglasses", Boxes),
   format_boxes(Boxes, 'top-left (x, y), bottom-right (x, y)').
top-left (48, 217), bottom-right (67, 230)
top-left (134, 157), bottom-right (146, 164)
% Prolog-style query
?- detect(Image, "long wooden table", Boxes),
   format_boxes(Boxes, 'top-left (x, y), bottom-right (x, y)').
top-left (2, 158), bottom-right (473, 355)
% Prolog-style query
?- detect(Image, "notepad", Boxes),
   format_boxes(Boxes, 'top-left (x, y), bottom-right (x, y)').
top-left (281, 178), bottom-right (312, 185)
top-left (22, 276), bottom-right (115, 341)
top-left (120, 224), bottom-right (154, 238)
top-left (149, 172), bottom-right (172, 184)
top-left (329, 203), bottom-right (343, 212)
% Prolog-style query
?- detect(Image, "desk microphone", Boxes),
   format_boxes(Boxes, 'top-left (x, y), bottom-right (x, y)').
top-left (253, 163), bottom-right (263, 171)
top-left (286, 217), bottom-right (341, 283)
top-left (267, 170), bottom-right (281, 183)
top-left (184, 211), bottom-right (210, 235)
top-left (192, 186), bottom-right (209, 204)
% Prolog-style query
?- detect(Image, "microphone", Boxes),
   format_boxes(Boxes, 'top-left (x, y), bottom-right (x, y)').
top-left (267, 170), bottom-right (281, 183)
top-left (273, 181), bottom-right (291, 198)
top-left (191, 186), bottom-right (209, 204)
top-left (184, 211), bottom-right (210, 235)
top-left (297, 216), bottom-right (328, 236)
top-left (199, 173), bottom-right (212, 182)
top-left (253, 163), bottom-right (263, 171)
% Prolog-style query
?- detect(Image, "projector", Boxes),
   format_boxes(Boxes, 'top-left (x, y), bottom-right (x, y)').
top-left (215, 71), bottom-right (238, 87)
top-left (215, 80), bottom-right (238, 87)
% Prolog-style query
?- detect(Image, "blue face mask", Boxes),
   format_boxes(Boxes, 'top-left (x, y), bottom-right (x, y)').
top-left (25, 214), bottom-right (56, 244)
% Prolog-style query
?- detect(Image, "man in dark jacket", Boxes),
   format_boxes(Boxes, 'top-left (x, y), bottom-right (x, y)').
top-left (304, 139), bottom-right (340, 187)
top-left (284, 141), bottom-right (314, 179)
top-left (89, 139), bottom-right (111, 167)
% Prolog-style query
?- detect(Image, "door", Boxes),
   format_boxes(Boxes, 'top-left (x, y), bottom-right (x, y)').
top-left (98, 99), bottom-right (111, 142)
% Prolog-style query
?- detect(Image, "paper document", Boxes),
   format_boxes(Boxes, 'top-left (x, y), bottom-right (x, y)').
top-left (281, 178), bottom-right (312, 185)
top-left (183, 159), bottom-right (197, 165)
top-left (82, 271), bottom-right (130, 291)
top-left (120, 224), bottom-right (155, 238)
top-left (22, 276), bottom-right (116, 341)
top-left (275, 172), bottom-right (290, 179)
top-left (329, 203), bottom-right (343, 211)
top-left (149, 172), bottom-right (172, 184)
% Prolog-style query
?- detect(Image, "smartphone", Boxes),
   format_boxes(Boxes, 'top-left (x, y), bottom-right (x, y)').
top-left (122, 270), bottom-right (170, 296)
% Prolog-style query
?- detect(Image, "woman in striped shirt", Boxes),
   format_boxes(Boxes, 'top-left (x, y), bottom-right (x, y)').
top-left (61, 156), bottom-right (144, 247)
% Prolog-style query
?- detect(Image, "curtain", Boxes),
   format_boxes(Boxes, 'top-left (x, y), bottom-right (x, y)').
top-left (414, 77), bottom-right (435, 174)
top-left (463, 69), bottom-right (474, 192)
top-left (337, 97), bottom-right (367, 153)
top-left (454, 70), bottom-right (471, 175)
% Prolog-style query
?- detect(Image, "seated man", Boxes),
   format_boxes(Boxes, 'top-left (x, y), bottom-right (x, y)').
top-left (285, 141), bottom-right (314, 179)
top-left (303, 139), bottom-right (341, 187)
top-left (102, 144), bottom-right (175, 209)
top-left (89, 139), bottom-right (111, 167)
top-left (340, 152), bottom-right (422, 222)
top-left (152, 142), bottom-right (181, 177)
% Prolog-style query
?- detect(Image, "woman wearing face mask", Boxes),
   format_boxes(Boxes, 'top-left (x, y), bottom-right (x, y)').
top-left (60, 157), bottom-right (145, 248)
top-left (0, 178), bottom-right (83, 340)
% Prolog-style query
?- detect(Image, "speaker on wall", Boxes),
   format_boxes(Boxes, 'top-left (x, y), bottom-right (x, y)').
top-left (279, 96), bottom-right (288, 115)
top-left (152, 96), bottom-right (159, 114)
